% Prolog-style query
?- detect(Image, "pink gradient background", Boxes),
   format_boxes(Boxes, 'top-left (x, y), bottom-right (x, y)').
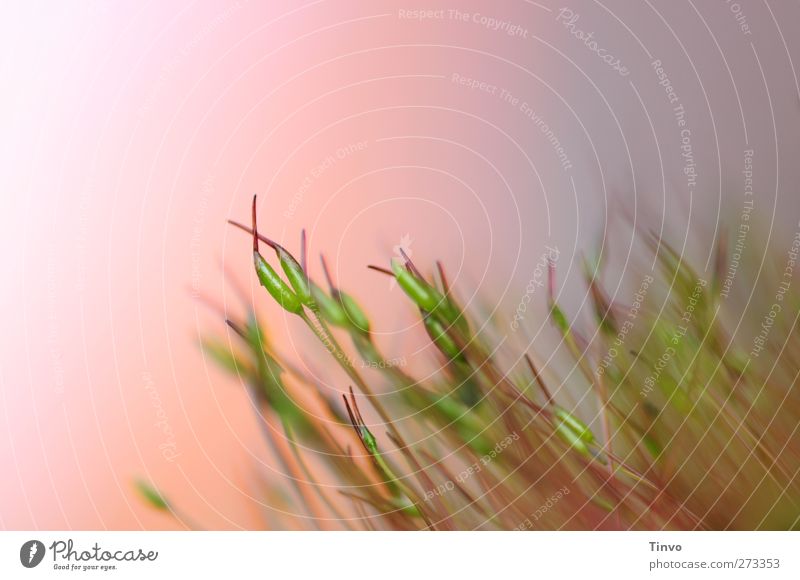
top-left (2, 1), bottom-right (799, 529)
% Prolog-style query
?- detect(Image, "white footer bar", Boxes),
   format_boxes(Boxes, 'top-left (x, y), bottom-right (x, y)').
top-left (1, 531), bottom-right (796, 579)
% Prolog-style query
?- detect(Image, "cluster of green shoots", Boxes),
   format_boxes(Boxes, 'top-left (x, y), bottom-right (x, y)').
top-left (138, 198), bottom-right (800, 530)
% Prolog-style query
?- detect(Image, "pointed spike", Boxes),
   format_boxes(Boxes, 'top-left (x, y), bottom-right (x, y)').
top-left (399, 247), bottom-right (423, 278)
top-left (547, 258), bottom-right (557, 304)
top-left (343, 394), bottom-right (358, 429)
top-left (349, 386), bottom-right (364, 426)
top-left (714, 229), bottom-right (728, 293)
top-left (436, 260), bottom-right (450, 295)
top-left (189, 288), bottom-right (226, 319)
top-left (367, 264), bottom-right (393, 276)
top-left (229, 219), bottom-right (280, 251)
top-left (251, 196), bottom-right (259, 252)
top-left (300, 229), bottom-right (308, 273)
top-left (320, 254), bottom-right (336, 292)
top-left (225, 318), bottom-right (247, 340)
top-left (385, 430), bottom-right (401, 449)
top-left (525, 353), bottom-right (553, 405)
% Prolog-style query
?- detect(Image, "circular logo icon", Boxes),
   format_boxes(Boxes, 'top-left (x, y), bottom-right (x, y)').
top-left (20, 540), bottom-right (46, 568)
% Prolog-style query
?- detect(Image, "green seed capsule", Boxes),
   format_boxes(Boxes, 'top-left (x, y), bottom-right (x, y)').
top-left (338, 291), bottom-right (370, 333)
top-left (254, 251), bottom-right (303, 314)
top-left (549, 303), bottom-right (570, 336)
top-left (586, 272), bottom-right (617, 335)
top-left (360, 425), bottom-right (378, 455)
top-left (592, 496), bottom-right (616, 512)
top-left (311, 282), bottom-right (349, 327)
top-left (554, 407), bottom-right (596, 443)
top-left (554, 420), bottom-right (590, 456)
top-left (439, 299), bottom-right (469, 335)
top-left (393, 498), bottom-right (421, 518)
top-left (343, 390), bottom-right (380, 456)
top-left (389, 260), bottom-right (469, 334)
top-left (135, 479), bottom-right (169, 511)
top-left (429, 288), bottom-right (467, 333)
top-left (423, 313), bottom-right (462, 361)
top-left (200, 338), bottom-right (249, 376)
top-left (643, 435), bottom-right (662, 459)
top-left (274, 245), bottom-right (313, 306)
top-left (244, 317), bottom-right (285, 381)
top-left (391, 259), bottom-right (439, 312)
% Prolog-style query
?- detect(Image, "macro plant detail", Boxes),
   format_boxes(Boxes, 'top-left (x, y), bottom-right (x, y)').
top-left (139, 198), bottom-right (800, 531)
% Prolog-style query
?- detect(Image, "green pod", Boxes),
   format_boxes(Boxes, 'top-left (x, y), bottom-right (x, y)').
top-left (338, 291), bottom-right (370, 334)
top-left (135, 479), bottom-right (170, 511)
top-left (200, 338), bottom-right (250, 376)
top-left (553, 407), bottom-right (595, 444)
top-left (352, 332), bottom-right (382, 365)
top-left (242, 321), bottom-right (317, 440)
top-left (360, 425), bottom-right (379, 455)
top-left (311, 282), bottom-right (349, 327)
top-left (253, 251), bottom-right (303, 314)
top-left (391, 259), bottom-right (439, 312)
top-left (423, 313), bottom-right (461, 361)
top-left (446, 305), bottom-right (470, 336)
top-left (554, 420), bottom-right (590, 456)
top-left (244, 317), bottom-right (285, 381)
top-left (433, 294), bottom-right (469, 335)
top-left (582, 259), bottom-right (617, 335)
top-left (643, 435), bottom-right (662, 459)
top-left (239, 320), bottom-right (316, 441)
top-left (392, 498), bottom-right (421, 518)
top-left (549, 303), bottom-right (571, 336)
top-left (433, 396), bottom-right (493, 454)
top-left (274, 245), bottom-right (313, 306)
top-left (591, 495), bottom-right (616, 513)
top-left (390, 260), bottom-right (469, 334)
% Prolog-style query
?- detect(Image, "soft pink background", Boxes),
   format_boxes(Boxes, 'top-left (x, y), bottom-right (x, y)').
top-left (2, 1), bottom-right (799, 529)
